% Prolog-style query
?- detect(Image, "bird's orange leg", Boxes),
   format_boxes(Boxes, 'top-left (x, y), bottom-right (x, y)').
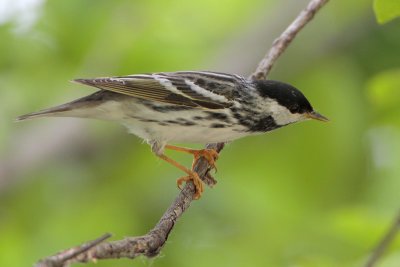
top-left (157, 154), bottom-right (204, 199)
top-left (164, 145), bottom-right (219, 171)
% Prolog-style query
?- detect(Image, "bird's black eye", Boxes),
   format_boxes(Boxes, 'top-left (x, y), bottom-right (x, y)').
top-left (289, 104), bottom-right (300, 113)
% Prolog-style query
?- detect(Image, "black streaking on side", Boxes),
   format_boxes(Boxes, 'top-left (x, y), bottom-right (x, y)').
top-left (163, 119), bottom-right (197, 126)
top-left (205, 111), bottom-right (229, 121)
top-left (192, 116), bottom-right (205, 120)
top-left (210, 123), bottom-right (227, 128)
top-left (139, 99), bottom-right (194, 112)
top-left (248, 116), bottom-right (280, 132)
top-left (181, 121), bottom-right (196, 126)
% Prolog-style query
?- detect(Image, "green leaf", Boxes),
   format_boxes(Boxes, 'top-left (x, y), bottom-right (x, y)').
top-left (374, 0), bottom-right (400, 24)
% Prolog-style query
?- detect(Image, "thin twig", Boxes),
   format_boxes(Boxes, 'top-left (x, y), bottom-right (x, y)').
top-left (36, 233), bottom-right (112, 267)
top-left (34, 0), bottom-right (330, 266)
top-left (364, 210), bottom-right (400, 267)
top-left (251, 0), bottom-right (330, 80)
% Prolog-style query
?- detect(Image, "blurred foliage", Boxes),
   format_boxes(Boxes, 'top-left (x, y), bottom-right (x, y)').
top-left (1, 0), bottom-right (400, 267)
top-left (367, 69), bottom-right (400, 122)
top-left (374, 0), bottom-right (400, 24)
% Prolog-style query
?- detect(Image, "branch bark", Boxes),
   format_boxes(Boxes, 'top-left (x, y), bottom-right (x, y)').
top-left (35, 0), bottom-right (330, 266)
top-left (364, 210), bottom-right (400, 267)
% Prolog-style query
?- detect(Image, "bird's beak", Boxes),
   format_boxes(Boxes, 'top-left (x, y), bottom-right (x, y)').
top-left (306, 111), bottom-right (329, 122)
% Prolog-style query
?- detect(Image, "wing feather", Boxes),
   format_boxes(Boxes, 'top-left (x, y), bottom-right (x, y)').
top-left (73, 71), bottom-right (242, 109)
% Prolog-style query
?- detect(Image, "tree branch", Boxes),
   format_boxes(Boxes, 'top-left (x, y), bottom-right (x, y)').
top-left (35, 0), bottom-right (330, 266)
top-left (251, 0), bottom-right (329, 80)
top-left (36, 234), bottom-right (112, 267)
top-left (364, 210), bottom-right (400, 267)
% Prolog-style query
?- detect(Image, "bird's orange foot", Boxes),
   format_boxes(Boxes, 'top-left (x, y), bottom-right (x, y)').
top-left (192, 148), bottom-right (219, 171)
top-left (164, 145), bottom-right (219, 171)
top-left (177, 171), bottom-right (204, 199)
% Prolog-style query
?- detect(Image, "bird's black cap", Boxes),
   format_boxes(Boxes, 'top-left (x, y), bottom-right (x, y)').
top-left (253, 80), bottom-right (313, 114)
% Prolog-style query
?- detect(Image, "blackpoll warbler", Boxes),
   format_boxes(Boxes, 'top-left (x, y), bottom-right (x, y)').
top-left (18, 71), bottom-right (328, 198)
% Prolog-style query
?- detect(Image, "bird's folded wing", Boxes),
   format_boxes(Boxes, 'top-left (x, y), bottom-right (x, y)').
top-left (73, 71), bottom-right (239, 110)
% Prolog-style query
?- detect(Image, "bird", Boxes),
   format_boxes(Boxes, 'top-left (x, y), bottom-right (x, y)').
top-left (17, 71), bottom-right (328, 199)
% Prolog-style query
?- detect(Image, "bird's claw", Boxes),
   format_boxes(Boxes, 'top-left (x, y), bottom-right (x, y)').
top-left (176, 171), bottom-right (204, 199)
top-left (192, 148), bottom-right (219, 172)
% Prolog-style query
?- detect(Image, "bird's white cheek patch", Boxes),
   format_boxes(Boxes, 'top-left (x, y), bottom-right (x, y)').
top-left (267, 100), bottom-right (303, 125)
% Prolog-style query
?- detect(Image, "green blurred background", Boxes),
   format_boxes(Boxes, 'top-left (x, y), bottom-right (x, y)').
top-left (1, 0), bottom-right (400, 266)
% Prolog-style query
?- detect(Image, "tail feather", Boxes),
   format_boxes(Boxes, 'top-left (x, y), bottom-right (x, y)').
top-left (16, 103), bottom-right (74, 121)
top-left (16, 91), bottom-right (107, 121)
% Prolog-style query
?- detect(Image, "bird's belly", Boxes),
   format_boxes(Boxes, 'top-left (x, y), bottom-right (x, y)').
top-left (163, 124), bottom-right (247, 143)
top-left (122, 118), bottom-right (248, 144)
top-left (116, 101), bottom-right (248, 143)
top-left (95, 99), bottom-right (249, 144)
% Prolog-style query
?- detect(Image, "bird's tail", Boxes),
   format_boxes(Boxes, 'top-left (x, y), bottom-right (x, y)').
top-left (16, 93), bottom-right (104, 121)
top-left (17, 103), bottom-right (74, 121)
